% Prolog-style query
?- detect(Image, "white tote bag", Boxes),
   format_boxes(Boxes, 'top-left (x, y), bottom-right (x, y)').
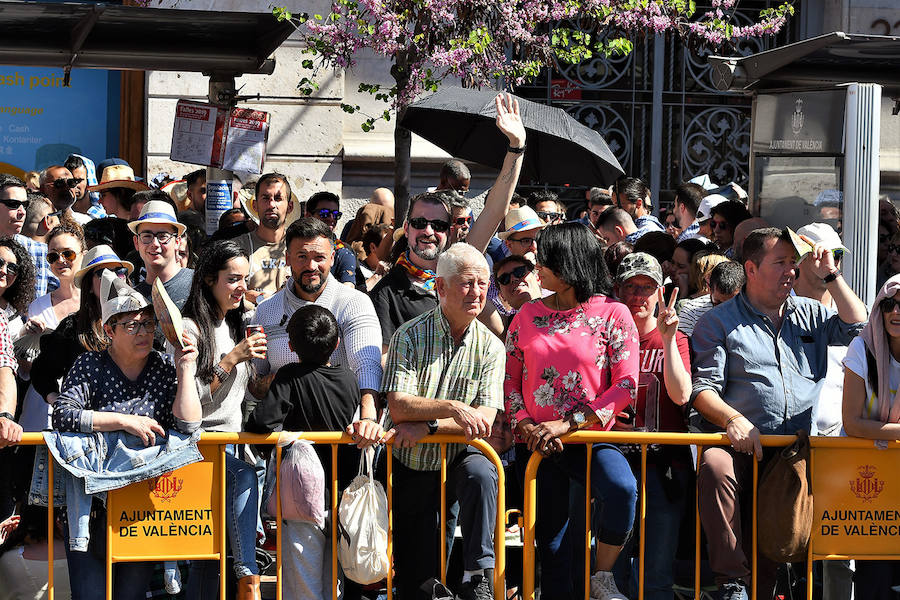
top-left (337, 445), bottom-right (390, 585)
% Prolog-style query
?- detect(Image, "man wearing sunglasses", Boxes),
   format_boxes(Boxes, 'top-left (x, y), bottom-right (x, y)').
top-left (372, 93), bottom-right (527, 353)
top-left (0, 175), bottom-right (58, 296)
top-left (39, 165), bottom-right (79, 218)
top-left (479, 256), bottom-right (541, 339)
top-left (530, 190), bottom-right (566, 226)
top-left (305, 191), bottom-right (358, 287)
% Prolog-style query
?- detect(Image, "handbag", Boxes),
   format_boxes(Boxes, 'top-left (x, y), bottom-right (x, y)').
top-left (757, 430), bottom-right (813, 563)
top-left (336, 445), bottom-right (390, 585)
top-left (265, 437), bottom-right (326, 528)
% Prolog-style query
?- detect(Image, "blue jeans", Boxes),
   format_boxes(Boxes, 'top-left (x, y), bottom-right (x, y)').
top-left (186, 450), bottom-right (260, 598)
top-left (613, 459), bottom-right (692, 600)
top-left (63, 507), bottom-right (156, 600)
top-left (517, 443), bottom-right (637, 600)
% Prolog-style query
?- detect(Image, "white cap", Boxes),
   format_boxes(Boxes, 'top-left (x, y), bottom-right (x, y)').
top-left (696, 194), bottom-right (728, 222)
top-left (796, 223), bottom-right (848, 253)
top-left (100, 269), bottom-right (150, 324)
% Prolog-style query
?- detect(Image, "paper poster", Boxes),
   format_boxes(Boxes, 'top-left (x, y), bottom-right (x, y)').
top-left (169, 100), bottom-right (269, 174)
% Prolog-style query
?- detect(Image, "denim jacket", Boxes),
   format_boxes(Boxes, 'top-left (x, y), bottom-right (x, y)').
top-left (29, 429), bottom-right (203, 551)
top-left (691, 291), bottom-right (863, 435)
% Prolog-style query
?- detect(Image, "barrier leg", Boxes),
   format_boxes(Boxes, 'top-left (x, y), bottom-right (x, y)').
top-left (276, 445), bottom-right (283, 600)
top-left (752, 457), bottom-right (758, 600)
top-left (48, 451), bottom-right (54, 600)
top-left (440, 443), bottom-right (447, 586)
top-left (387, 450), bottom-right (393, 600)
top-left (694, 446), bottom-right (702, 600)
top-left (638, 444), bottom-right (647, 600)
top-left (332, 445), bottom-right (338, 600)
top-left (220, 445), bottom-right (227, 600)
top-left (584, 444), bottom-right (591, 600)
top-left (522, 452), bottom-right (543, 600)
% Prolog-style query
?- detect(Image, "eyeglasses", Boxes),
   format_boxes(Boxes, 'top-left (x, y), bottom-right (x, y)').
top-left (408, 217), bottom-right (450, 233)
top-left (620, 281), bottom-right (659, 296)
top-left (507, 236), bottom-right (536, 247)
top-left (137, 231), bottom-right (178, 245)
top-left (537, 211), bottom-right (563, 222)
top-left (52, 178), bottom-right (83, 190)
top-left (0, 198), bottom-right (29, 211)
top-left (880, 297), bottom-right (900, 314)
top-left (315, 209), bottom-right (342, 220)
top-left (110, 318), bottom-right (158, 335)
top-left (47, 249), bottom-right (77, 264)
top-left (0, 258), bottom-right (19, 278)
top-left (453, 216), bottom-right (473, 227)
top-left (710, 220), bottom-right (730, 231)
top-left (497, 264), bottom-right (533, 286)
top-left (93, 267), bottom-right (128, 280)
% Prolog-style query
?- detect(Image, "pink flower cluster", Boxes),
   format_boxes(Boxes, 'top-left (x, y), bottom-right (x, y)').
top-left (295, 0), bottom-right (793, 111)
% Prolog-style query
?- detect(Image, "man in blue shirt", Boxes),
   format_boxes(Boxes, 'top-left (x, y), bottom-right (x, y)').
top-left (305, 191), bottom-right (358, 286)
top-left (691, 227), bottom-right (867, 600)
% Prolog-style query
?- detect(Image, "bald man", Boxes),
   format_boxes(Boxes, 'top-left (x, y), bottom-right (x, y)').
top-left (732, 217), bottom-right (769, 261)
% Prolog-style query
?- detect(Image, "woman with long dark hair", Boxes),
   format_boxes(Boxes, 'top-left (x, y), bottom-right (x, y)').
top-left (178, 240), bottom-right (265, 600)
top-left (0, 236), bottom-right (36, 333)
top-left (504, 222), bottom-right (639, 600)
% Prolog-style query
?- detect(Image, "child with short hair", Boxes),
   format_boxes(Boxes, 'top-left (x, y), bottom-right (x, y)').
top-left (247, 304), bottom-right (361, 600)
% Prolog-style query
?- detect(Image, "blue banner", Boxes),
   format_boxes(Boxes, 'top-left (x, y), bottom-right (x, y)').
top-left (0, 67), bottom-right (113, 177)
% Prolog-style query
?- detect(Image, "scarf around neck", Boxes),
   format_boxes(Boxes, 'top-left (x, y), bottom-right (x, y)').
top-left (396, 250), bottom-right (436, 291)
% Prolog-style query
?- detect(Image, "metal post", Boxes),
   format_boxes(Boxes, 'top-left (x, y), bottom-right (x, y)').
top-left (206, 73), bottom-right (236, 236)
top-left (649, 34), bottom-right (665, 215)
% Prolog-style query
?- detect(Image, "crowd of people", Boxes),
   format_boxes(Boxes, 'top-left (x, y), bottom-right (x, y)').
top-left (0, 92), bottom-right (895, 600)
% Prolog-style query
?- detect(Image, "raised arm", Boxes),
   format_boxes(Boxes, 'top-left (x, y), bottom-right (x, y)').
top-left (466, 94), bottom-right (527, 253)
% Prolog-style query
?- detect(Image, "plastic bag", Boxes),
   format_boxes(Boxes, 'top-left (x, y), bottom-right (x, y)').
top-left (265, 435), bottom-right (326, 528)
top-left (337, 445), bottom-right (389, 585)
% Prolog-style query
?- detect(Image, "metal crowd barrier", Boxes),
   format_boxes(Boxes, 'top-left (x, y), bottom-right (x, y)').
top-left (521, 431), bottom-right (900, 600)
top-left (14, 431), bottom-right (507, 600)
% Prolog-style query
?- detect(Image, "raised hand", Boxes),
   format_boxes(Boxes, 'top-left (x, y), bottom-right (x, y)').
top-left (495, 93), bottom-right (526, 149)
top-left (798, 233), bottom-right (837, 278)
top-left (657, 287), bottom-right (680, 341)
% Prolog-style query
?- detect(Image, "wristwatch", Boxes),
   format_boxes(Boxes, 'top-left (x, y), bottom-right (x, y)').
top-left (507, 144), bottom-right (526, 154)
top-left (0, 411), bottom-right (14, 422)
top-left (212, 364), bottom-right (230, 382)
top-left (823, 269), bottom-right (841, 284)
top-left (426, 419), bottom-right (439, 435)
top-left (569, 411), bottom-right (587, 431)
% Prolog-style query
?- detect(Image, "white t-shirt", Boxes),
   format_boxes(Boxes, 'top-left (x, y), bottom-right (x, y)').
top-left (842, 335), bottom-right (900, 424)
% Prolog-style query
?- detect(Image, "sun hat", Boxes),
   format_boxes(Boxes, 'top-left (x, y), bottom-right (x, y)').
top-left (695, 194), bottom-right (728, 223)
top-left (128, 200), bottom-right (187, 236)
top-left (161, 180), bottom-right (190, 212)
top-left (616, 252), bottom-right (663, 286)
top-left (497, 206), bottom-right (548, 240)
top-left (795, 223), bottom-right (849, 254)
top-left (74, 245), bottom-right (134, 285)
top-left (100, 268), bottom-right (150, 324)
top-left (86, 164), bottom-right (150, 193)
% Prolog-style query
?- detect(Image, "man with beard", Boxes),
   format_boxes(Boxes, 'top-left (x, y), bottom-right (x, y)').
top-left (249, 217), bottom-right (385, 446)
top-left (371, 93), bottom-right (526, 353)
top-left (234, 173), bottom-right (294, 304)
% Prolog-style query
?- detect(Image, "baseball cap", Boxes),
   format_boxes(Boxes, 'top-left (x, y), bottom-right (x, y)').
top-left (696, 194), bottom-right (728, 223)
top-left (616, 252), bottom-right (663, 286)
top-left (796, 223), bottom-right (848, 253)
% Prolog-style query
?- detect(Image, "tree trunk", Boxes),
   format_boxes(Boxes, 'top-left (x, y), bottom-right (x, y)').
top-left (394, 104), bottom-right (412, 222)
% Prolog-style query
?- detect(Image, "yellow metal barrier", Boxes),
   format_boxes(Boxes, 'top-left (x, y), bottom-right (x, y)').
top-left (14, 431), bottom-right (506, 600)
top-left (521, 431), bottom-right (900, 600)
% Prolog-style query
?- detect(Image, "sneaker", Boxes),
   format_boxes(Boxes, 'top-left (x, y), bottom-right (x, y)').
top-left (589, 570), bottom-right (627, 600)
top-left (455, 569), bottom-right (494, 600)
top-left (717, 579), bottom-right (748, 600)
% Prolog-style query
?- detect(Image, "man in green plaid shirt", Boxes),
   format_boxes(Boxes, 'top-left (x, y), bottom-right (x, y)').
top-left (382, 242), bottom-right (505, 600)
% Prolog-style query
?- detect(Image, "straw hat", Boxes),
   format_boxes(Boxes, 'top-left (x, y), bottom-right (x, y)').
top-left (100, 269), bottom-right (149, 324)
top-left (74, 245), bottom-right (134, 286)
top-left (128, 200), bottom-right (187, 236)
top-left (86, 164), bottom-right (150, 193)
top-left (497, 206), bottom-right (548, 240)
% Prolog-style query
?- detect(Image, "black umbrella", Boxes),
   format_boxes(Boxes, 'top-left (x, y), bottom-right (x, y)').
top-left (400, 87), bottom-right (624, 186)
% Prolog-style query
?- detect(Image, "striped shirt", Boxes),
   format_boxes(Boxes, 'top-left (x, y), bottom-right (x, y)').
top-left (382, 306), bottom-right (505, 471)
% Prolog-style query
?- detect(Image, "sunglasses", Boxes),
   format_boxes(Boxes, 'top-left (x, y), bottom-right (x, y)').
top-left (710, 220), bottom-right (730, 231)
top-left (0, 198), bottom-right (29, 211)
top-left (537, 211), bottom-right (563, 222)
top-left (47, 249), bottom-right (77, 264)
top-left (453, 216), bottom-right (473, 226)
top-left (52, 178), bottom-right (83, 190)
top-left (880, 297), bottom-right (900, 313)
top-left (497, 264), bottom-right (533, 286)
top-left (316, 209), bottom-right (342, 220)
top-left (93, 266), bottom-right (129, 280)
top-left (888, 244), bottom-right (900, 255)
top-left (0, 258), bottom-right (19, 277)
top-left (408, 217), bottom-right (450, 233)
